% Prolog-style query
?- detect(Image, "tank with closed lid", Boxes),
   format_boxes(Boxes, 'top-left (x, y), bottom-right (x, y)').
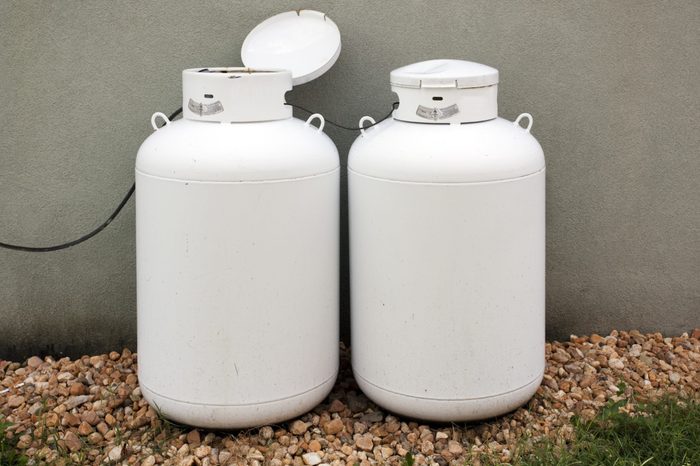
top-left (348, 59), bottom-right (545, 421)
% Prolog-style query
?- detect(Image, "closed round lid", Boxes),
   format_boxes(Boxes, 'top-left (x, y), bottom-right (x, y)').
top-left (391, 59), bottom-right (498, 89)
top-left (241, 10), bottom-right (341, 86)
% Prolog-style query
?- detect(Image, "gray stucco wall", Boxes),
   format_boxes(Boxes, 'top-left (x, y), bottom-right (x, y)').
top-left (1, 1), bottom-right (698, 360)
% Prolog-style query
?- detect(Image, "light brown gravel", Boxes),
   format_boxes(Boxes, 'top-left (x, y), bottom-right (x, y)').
top-left (1, 329), bottom-right (699, 466)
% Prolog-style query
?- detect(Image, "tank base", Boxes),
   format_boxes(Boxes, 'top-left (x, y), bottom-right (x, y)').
top-left (141, 375), bottom-right (336, 429)
top-left (354, 372), bottom-right (543, 422)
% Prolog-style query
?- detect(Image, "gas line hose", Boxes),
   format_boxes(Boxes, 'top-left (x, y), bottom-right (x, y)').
top-left (0, 102), bottom-right (397, 252)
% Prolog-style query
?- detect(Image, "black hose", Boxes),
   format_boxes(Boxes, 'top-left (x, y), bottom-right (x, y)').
top-left (0, 107), bottom-right (183, 252)
top-left (0, 102), bottom-right (398, 253)
top-left (285, 102), bottom-right (398, 130)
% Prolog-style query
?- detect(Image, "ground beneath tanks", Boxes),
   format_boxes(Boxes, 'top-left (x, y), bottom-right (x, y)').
top-left (1, 329), bottom-right (699, 466)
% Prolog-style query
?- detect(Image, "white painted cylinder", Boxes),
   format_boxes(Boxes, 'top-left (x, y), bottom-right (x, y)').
top-left (136, 69), bottom-right (339, 428)
top-left (348, 60), bottom-right (545, 421)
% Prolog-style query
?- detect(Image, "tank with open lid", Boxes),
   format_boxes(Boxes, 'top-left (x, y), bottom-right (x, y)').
top-left (348, 59), bottom-right (546, 421)
top-left (136, 10), bottom-right (342, 428)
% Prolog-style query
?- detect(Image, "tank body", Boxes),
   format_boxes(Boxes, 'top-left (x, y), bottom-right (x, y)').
top-left (349, 69), bottom-right (545, 421)
top-left (136, 69), bottom-right (339, 428)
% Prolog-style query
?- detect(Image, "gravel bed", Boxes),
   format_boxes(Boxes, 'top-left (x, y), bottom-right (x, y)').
top-left (2, 329), bottom-right (699, 466)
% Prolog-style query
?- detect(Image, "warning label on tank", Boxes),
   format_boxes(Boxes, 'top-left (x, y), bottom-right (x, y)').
top-left (188, 98), bottom-right (224, 116)
top-left (416, 104), bottom-right (459, 121)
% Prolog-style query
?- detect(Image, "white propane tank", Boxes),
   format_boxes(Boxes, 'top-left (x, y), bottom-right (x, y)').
top-left (348, 59), bottom-right (545, 421)
top-left (135, 11), bottom-right (341, 429)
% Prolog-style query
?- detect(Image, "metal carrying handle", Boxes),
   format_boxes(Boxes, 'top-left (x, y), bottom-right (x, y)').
top-left (304, 113), bottom-right (325, 132)
top-left (513, 113), bottom-right (533, 132)
top-left (359, 116), bottom-right (376, 136)
top-left (151, 112), bottom-right (171, 131)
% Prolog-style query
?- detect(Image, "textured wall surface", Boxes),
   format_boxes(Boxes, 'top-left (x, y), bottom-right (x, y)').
top-left (1, 1), bottom-right (698, 360)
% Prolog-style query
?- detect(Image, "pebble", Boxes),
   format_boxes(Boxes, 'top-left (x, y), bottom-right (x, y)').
top-left (7, 395), bottom-right (25, 408)
top-left (186, 429), bottom-right (201, 445)
top-left (219, 451), bottom-right (232, 464)
top-left (94, 421), bottom-right (108, 437)
top-left (64, 395), bottom-right (90, 410)
top-left (63, 431), bottom-right (82, 452)
top-left (659, 360), bottom-right (673, 371)
top-left (290, 420), bottom-right (308, 435)
top-left (69, 381), bottom-right (86, 396)
top-left (81, 410), bottom-right (99, 425)
top-left (17, 434), bottom-right (32, 449)
top-left (87, 432), bottom-right (103, 444)
top-left (45, 412), bottom-right (59, 427)
top-left (355, 434), bottom-right (374, 451)
top-left (247, 448), bottom-right (264, 460)
top-left (361, 411), bottom-right (384, 423)
top-left (260, 425), bottom-right (274, 440)
top-left (63, 412), bottom-right (80, 426)
top-left (89, 355), bottom-right (104, 369)
top-left (78, 420), bottom-right (93, 435)
top-left (194, 445), bottom-right (211, 458)
top-left (629, 344), bottom-right (642, 357)
top-left (640, 354), bottom-right (654, 366)
top-left (108, 444), bottom-right (123, 462)
top-left (448, 440), bottom-right (464, 455)
top-left (543, 375), bottom-right (559, 390)
top-left (552, 351), bottom-right (570, 363)
top-left (323, 418), bottom-right (344, 435)
top-left (609, 358), bottom-right (625, 370)
top-left (302, 452), bottom-right (322, 465)
top-left (128, 415), bottom-right (150, 429)
top-left (308, 439), bottom-right (322, 452)
top-left (328, 399), bottom-right (346, 413)
top-left (26, 356), bottom-right (43, 368)
top-left (385, 419), bottom-right (400, 433)
top-left (28, 402), bottom-right (43, 415)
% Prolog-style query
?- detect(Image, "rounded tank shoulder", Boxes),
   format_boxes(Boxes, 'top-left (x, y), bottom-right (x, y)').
top-left (136, 117), bottom-right (339, 182)
top-left (348, 117), bottom-right (544, 183)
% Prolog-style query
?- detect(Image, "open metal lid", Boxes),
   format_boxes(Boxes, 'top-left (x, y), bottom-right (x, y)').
top-left (241, 10), bottom-right (341, 86)
top-left (391, 59), bottom-right (498, 89)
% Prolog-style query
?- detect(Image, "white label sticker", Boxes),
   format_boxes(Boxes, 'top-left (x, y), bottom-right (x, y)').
top-left (416, 104), bottom-right (459, 121)
top-left (188, 98), bottom-right (224, 116)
